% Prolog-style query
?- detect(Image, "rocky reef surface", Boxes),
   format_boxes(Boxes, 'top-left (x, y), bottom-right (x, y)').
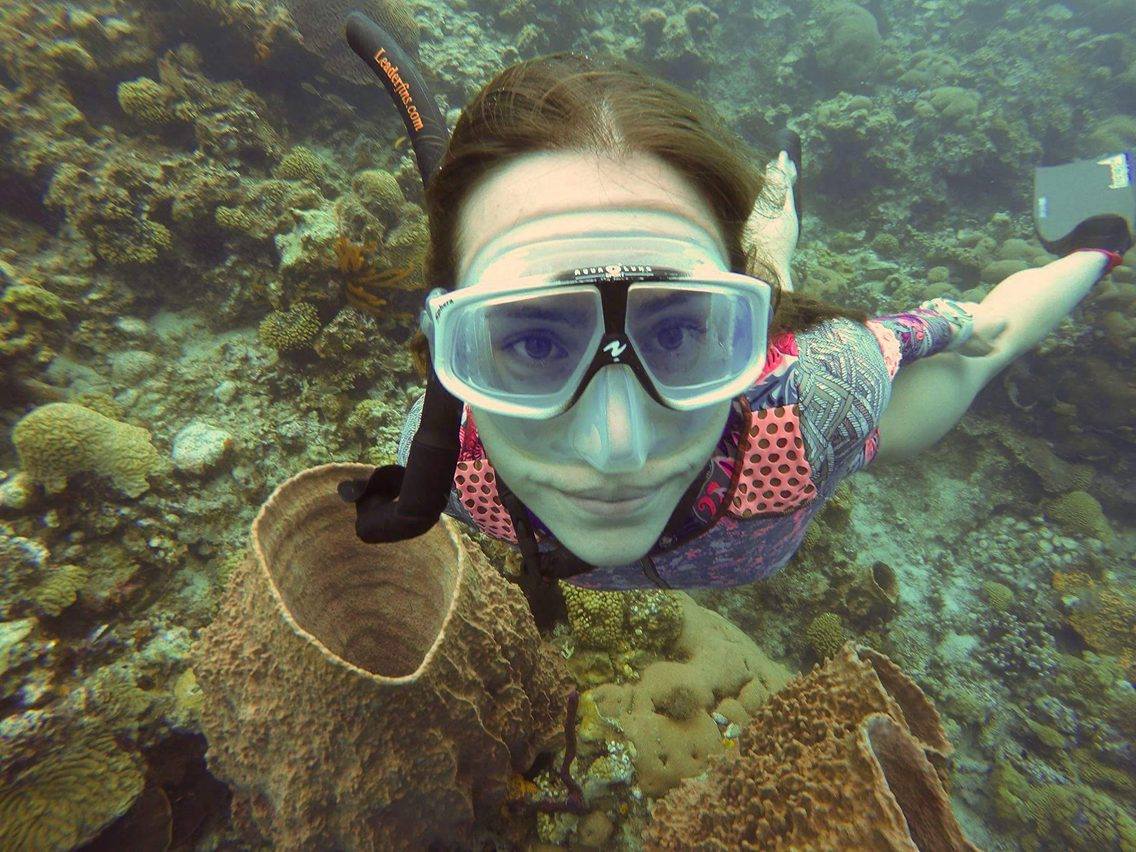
top-left (1, 0), bottom-right (1133, 847)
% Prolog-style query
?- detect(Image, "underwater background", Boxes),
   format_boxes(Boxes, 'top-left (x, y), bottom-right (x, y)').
top-left (1, 0), bottom-right (1134, 848)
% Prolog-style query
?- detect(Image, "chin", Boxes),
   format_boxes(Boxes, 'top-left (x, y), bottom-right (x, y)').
top-left (556, 529), bottom-right (656, 567)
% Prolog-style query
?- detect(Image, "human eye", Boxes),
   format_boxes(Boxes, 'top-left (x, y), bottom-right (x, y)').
top-left (651, 316), bottom-right (707, 352)
top-left (500, 330), bottom-right (570, 366)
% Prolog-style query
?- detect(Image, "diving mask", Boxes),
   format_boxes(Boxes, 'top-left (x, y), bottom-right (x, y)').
top-left (421, 238), bottom-right (774, 421)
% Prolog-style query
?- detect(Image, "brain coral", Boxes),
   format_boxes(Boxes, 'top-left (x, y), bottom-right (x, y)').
top-left (645, 644), bottom-right (975, 850)
top-left (353, 168), bottom-right (404, 222)
top-left (12, 403), bottom-right (162, 498)
top-left (1046, 490), bottom-right (1114, 543)
top-left (0, 720), bottom-right (144, 849)
top-left (806, 611), bottom-right (844, 658)
top-left (274, 146), bottom-right (326, 184)
top-left (116, 77), bottom-right (175, 125)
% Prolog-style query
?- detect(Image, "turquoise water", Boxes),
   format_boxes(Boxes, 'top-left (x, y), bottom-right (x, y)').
top-left (0, 0), bottom-right (1133, 848)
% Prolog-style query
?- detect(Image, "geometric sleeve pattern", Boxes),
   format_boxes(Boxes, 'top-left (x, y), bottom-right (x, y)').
top-left (794, 318), bottom-right (893, 485)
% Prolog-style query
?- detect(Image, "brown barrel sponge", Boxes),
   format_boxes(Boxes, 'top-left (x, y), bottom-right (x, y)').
top-left (194, 463), bottom-right (572, 850)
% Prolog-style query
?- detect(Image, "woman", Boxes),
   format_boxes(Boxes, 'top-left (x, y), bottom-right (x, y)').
top-left (354, 51), bottom-right (1127, 614)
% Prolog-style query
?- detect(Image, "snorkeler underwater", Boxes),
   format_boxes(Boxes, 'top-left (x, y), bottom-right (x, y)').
top-left (1, 0), bottom-right (1135, 848)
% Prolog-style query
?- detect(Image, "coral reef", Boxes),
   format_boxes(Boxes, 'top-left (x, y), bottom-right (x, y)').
top-left (585, 596), bottom-right (791, 797)
top-left (0, 0), bottom-right (1133, 847)
top-left (561, 584), bottom-right (683, 655)
top-left (194, 464), bottom-right (572, 849)
top-left (644, 644), bottom-right (975, 850)
top-left (0, 716), bottom-right (145, 849)
top-left (12, 403), bottom-right (163, 498)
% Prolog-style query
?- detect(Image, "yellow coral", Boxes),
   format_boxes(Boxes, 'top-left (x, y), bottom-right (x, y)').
top-left (31, 564), bottom-right (89, 617)
top-left (12, 403), bottom-right (162, 498)
top-left (90, 219), bottom-right (172, 265)
top-left (560, 584), bottom-right (684, 654)
top-left (0, 727), bottom-right (144, 849)
top-left (561, 584), bottom-right (625, 651)
top-left (258, 302), bottom-right (320, 352)
top-left (806, 612), bottom-right (844, 658)
top-left (1046, 490), bottom-right (1114, 543)
top-left (1066, 584), bottom-right (1136, 660)
top-left (116, 77), bottom-right (175, 125)
top-left (274, 146), bottom-right (326, 183)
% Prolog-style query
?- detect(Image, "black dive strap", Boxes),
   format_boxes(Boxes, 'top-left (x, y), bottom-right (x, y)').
top-left (1034, 151), bottom-right (1135, 256)
top-left (338, 14), bottom-right (464, 543)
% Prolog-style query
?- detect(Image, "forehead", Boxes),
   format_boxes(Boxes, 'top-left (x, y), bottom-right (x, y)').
top-left (455, 150), bottom-right (728, 284)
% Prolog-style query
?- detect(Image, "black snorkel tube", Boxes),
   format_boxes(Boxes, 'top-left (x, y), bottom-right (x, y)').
top-left (336, 12), bottom-right (463, 542)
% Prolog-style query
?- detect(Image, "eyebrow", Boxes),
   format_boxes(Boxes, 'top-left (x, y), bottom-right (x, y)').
top-left (635, 290), bottom-right (692, 316)
top-left (498, 304), bottom-right (590, 323)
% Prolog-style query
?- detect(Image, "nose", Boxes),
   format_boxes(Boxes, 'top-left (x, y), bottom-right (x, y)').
top-left (569, 365), bottom-right (654, 473)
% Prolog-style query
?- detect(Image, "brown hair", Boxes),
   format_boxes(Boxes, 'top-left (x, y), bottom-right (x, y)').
top-left (407, 52), bottom-right (865, 374)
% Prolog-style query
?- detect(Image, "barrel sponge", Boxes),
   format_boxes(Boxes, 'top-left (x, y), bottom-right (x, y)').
top-left (12, 403), bottom-right (162, 498)
top-left (645, 644), bottom-right (975, 850)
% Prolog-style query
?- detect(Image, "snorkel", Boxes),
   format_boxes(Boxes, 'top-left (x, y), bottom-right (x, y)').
top-left (338, 14), bottom-right (603, 624)
top-left (336, 13), bottom-right (464, 543)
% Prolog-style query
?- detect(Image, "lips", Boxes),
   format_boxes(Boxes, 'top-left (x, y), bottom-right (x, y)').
top-left (566, 486), bottom-right (655, 501)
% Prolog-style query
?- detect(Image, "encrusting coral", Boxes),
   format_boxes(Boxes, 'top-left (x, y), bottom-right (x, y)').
top-left (194, 463), bottom-right (573, 850)
top-left (12, 402), bottom-right (162, 498)
top-left (586, 596), bottom-right (791, 797)
top-left (644, 643), bottom-right (976, 850)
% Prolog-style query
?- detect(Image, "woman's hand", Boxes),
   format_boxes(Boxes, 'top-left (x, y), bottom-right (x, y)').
top-left (954, 300), bottom-right (1008, 357)
top-left (743, 154), bottom-right (798, 289)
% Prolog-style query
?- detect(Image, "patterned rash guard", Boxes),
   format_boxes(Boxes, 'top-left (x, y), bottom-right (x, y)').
top-left (397, 298), bottom-right (977, 590)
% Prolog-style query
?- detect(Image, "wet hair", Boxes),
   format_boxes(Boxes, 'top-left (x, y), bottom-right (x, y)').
top-left (408, 52), bottom-right (866, 373)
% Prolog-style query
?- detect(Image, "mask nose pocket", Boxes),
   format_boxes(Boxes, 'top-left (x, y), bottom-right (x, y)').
top-left (569, 365), bottom-right (654, 472)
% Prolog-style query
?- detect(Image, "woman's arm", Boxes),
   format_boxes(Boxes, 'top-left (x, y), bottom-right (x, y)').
top-left (873, 250), bottom-right (1111, 462)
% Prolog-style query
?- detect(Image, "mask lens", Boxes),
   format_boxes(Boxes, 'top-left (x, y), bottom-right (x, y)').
top-left (449, 288), bottom-right (602, 406)
top-left (626, 284), bottom-right (761, 404)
